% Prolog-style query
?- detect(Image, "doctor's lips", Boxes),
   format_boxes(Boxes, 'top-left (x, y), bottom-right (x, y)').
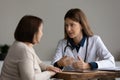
top-left (68, 32), bottom-right (74, 36)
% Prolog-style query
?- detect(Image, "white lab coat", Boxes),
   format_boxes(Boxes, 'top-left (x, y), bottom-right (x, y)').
top-left (52, 35), bottom-right (115, 70)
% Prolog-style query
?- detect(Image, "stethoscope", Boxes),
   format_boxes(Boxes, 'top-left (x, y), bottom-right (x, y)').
top-left (63, 37), bottom-right (89, 62)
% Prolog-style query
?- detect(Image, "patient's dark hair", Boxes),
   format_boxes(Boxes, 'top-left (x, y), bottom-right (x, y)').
top-left (14, 15), bottom-right (43, 44)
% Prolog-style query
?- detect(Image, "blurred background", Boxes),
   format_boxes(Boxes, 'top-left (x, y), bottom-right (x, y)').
top-left (0, 0), bottom-right (120, 61)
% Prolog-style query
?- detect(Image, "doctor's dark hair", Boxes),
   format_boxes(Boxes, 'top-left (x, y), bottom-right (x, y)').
top-left (64, 8), bottom-right (94, 39)
top-left (14, 15), bottom-right (43, 44)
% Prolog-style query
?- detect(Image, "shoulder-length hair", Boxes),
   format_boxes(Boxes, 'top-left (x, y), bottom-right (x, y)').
top-left (64, 8), bottom-right (94, 39)
top-left (14, 15), bottom-right (43, 44)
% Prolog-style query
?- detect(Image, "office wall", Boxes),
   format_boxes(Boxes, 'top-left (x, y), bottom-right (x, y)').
top-left (0, 0), bottom-right (120, 61)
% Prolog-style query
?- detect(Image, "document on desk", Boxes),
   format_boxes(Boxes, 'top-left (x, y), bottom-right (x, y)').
top-left (98, 67), bottom-right (120, 71)
top-left (63, 67), bottom-right (120, 73)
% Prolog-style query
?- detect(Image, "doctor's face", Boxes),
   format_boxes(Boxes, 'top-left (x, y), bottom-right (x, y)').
top-left (65, 18), bottom-right (82, 39)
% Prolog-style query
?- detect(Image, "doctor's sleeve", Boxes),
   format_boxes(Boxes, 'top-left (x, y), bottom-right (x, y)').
top-left (52, 40), bottom-right (64, 68)
top-left (95, 36), bottom-right (115, 69)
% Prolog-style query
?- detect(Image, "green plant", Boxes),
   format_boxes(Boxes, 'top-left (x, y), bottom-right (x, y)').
top-left (0, 44), bottom-right (9, 53)
top-left (0, 44), bottom-right (10, 60)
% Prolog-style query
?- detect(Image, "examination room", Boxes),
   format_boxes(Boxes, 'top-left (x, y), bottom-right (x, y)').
top-left (0, 0), bottom-right (120, 80)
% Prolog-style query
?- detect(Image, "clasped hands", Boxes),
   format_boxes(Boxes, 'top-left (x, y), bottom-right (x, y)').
top-left (57, 56), bottom-right (90, 70)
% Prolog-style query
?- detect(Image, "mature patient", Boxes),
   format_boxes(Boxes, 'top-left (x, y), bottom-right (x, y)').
top-left (0, 15), bottom-right (61, 80)
top-left (52, 8), bottom-right (115, 71)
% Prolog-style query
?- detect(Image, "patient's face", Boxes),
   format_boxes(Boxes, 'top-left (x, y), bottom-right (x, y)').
top-left (33, 23), bottom-right (43, 44)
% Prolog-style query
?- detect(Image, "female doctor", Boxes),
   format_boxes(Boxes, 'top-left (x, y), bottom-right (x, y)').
top-left (52, 8), bottom-right (115, 71)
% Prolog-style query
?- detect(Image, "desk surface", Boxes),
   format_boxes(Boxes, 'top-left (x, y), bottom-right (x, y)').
top-left (54, 70), bottom-right (120, 80)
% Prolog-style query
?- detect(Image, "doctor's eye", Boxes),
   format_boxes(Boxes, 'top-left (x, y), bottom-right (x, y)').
top-left (65, 24), bottom-right (68, 27)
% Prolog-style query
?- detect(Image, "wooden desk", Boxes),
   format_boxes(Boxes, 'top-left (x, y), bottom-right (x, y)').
top-left (54, 70), bottom-right (120, 80)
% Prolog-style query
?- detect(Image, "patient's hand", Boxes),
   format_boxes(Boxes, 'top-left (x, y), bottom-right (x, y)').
top-left (46, 66), bottom-right (62, 72)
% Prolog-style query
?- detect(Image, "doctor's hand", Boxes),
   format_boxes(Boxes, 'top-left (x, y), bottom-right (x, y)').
top-left (57, 56), bottom-right (74, 67)
top-left (72, 56), bottom-right (90, 70)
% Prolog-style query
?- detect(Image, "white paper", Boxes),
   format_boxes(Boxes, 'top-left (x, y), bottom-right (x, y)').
top-left (98, 67), bottom-right (120, 71)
